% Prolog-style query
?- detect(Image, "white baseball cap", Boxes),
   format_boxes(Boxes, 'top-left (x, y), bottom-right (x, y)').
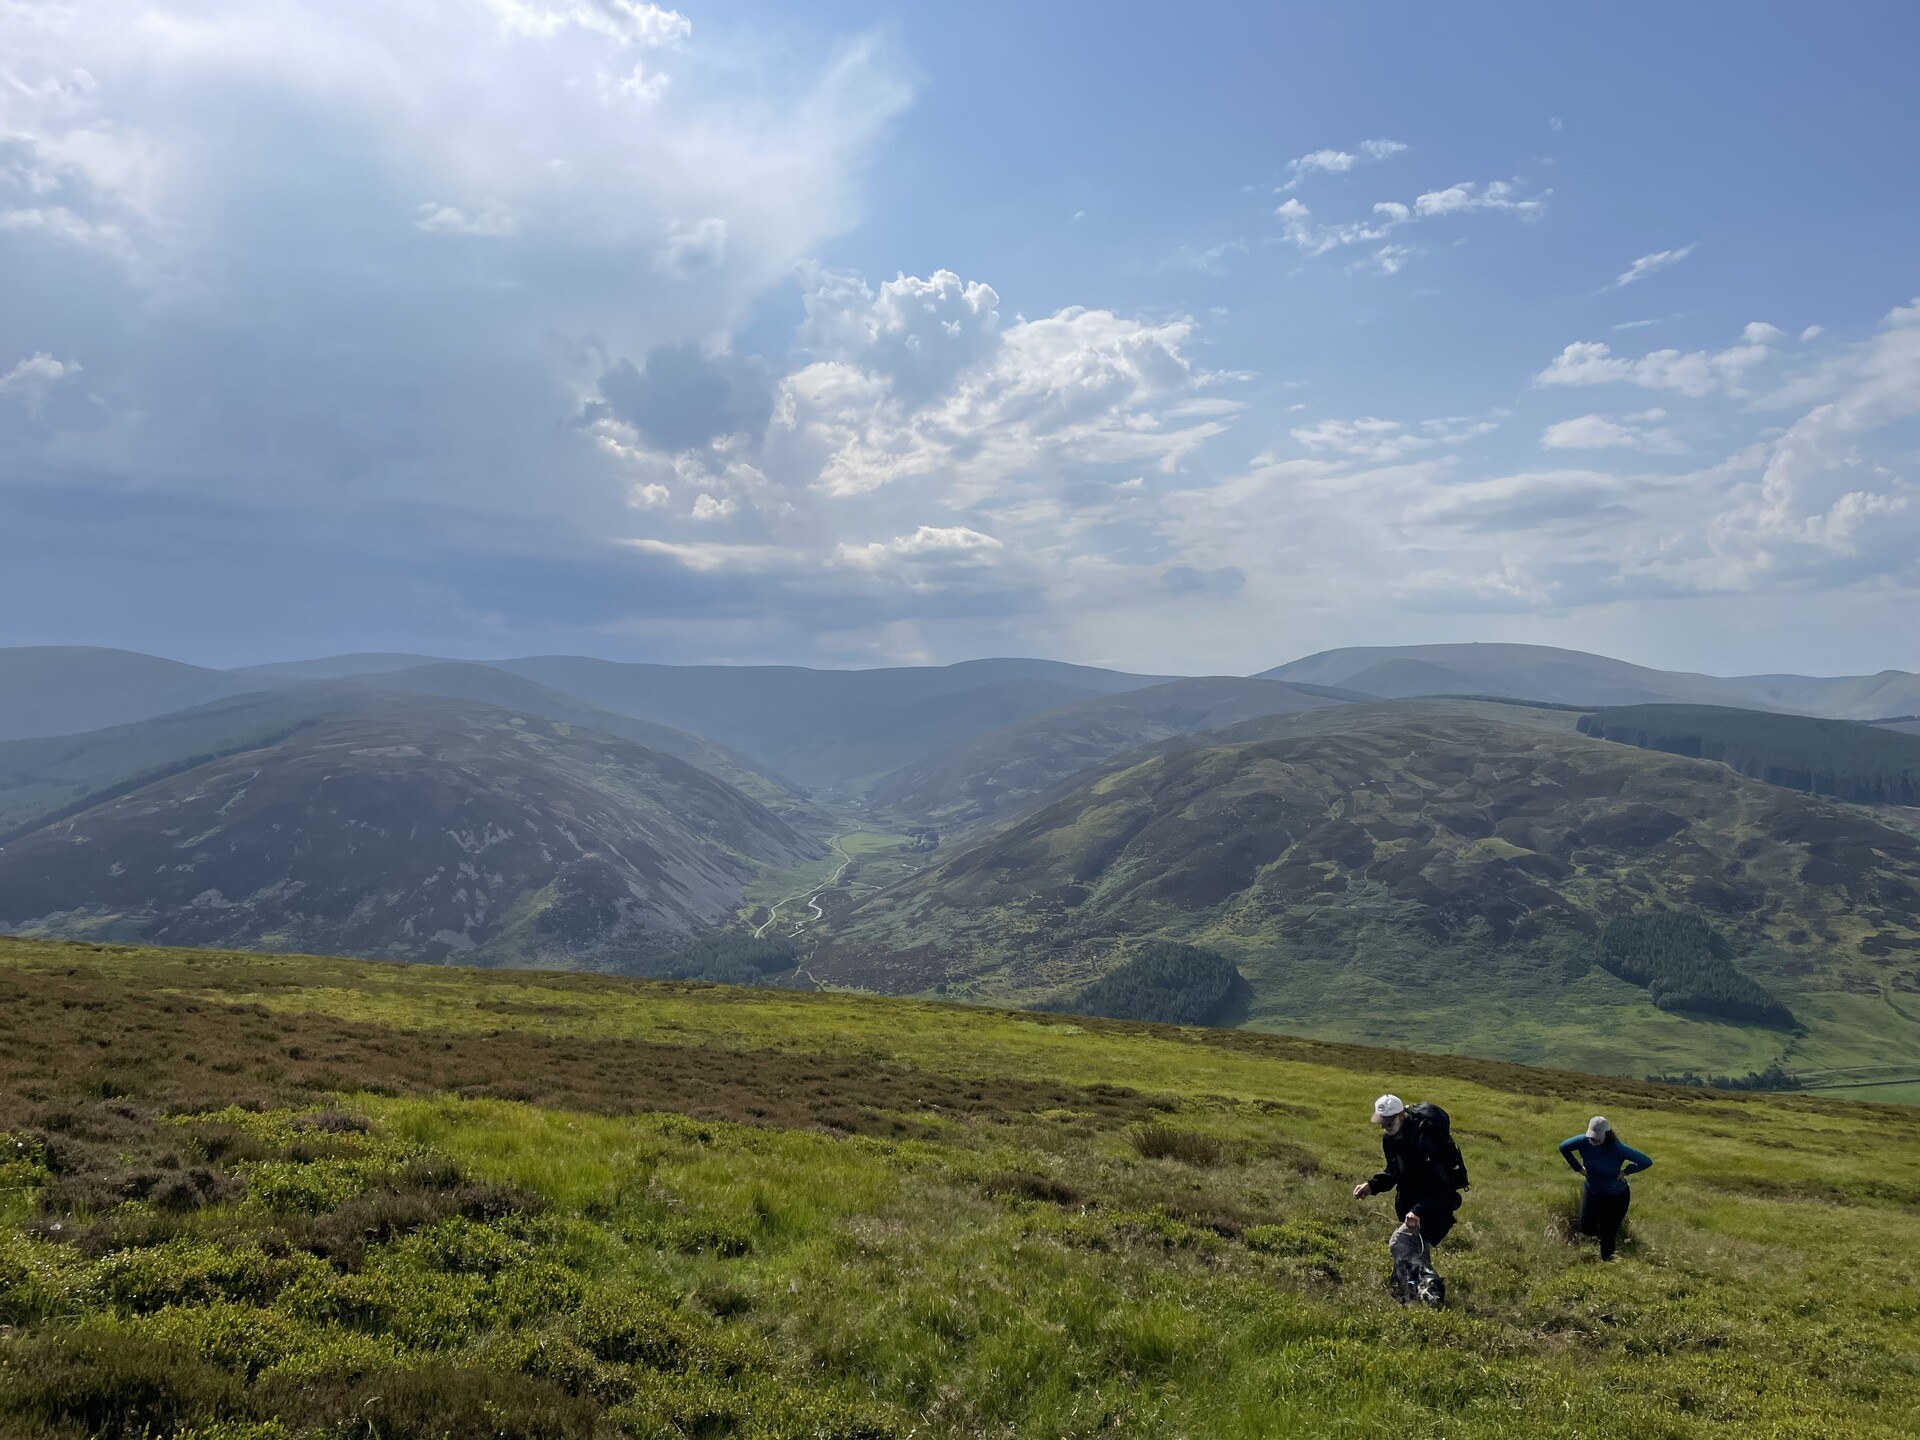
top-left (1586, 1116), bottom-right (1612, 1142)
top-left (1372, 1094), bottom-right (1406, 1125)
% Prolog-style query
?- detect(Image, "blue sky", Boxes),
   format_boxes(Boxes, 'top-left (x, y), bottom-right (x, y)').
top-left (2, 1), bottom-right (1917, 675)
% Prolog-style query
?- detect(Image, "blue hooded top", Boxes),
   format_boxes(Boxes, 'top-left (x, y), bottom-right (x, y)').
top-left (1559, 1135), bottom-right (1652, 1196)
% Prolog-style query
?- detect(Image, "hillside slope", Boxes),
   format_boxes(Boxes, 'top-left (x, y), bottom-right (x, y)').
top-left (868, 676), bottom-right (1355, 830)
top-left (0, 698), bottom-right (822, 965)
top-left (317, 662), bottom-right (813, 815)
top-left (492, 655), bottom-right (1170, 789)
top-left (819, 708), bottom-right (1920, 1077)
top-left (0, 937), bottom-right (1914, 1438)
top-left (1263, 642), bottom-right (1920, 718)
top-left (0, 647), bottom-right (284, 740)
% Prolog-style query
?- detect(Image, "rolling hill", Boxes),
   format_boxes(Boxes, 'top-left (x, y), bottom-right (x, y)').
top-left (0, 696), bottom-right (822, 965)
top-left (301, 662), bottom-right (813, 815)
top-left (867, 676), bottom-right (1357, 831)
top-left (817, 704), bottom-right (1920, 1078)
top-left (489, 655), bottom-right (1171, 789)
top-left (0, 647), bottom-right (287, 741)
top-left (0, 936), bottom-right (1915, 1437)
top-left (1262, 642), bottom-right (1920, 719)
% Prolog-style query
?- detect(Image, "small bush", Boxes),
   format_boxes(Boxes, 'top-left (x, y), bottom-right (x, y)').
top-left (1126, 1125), bottom-right (1222, 1166)
top-left (0, 1329), bottom-right (243, 1438)
top-left (570, 1289), bottom-right (710, 1372)
top-left (257, 1362), bottom-right (598, 1440)
top-left (981, 1170), bottom-right (1083, 1206)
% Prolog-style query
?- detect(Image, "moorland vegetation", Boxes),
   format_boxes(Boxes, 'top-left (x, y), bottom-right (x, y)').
top-left (1, 936), bottom-right (1917, 1439)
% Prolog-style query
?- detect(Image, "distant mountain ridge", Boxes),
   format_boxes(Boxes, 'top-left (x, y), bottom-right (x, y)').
top-left (1262, 643), bottom-right (1920, 719)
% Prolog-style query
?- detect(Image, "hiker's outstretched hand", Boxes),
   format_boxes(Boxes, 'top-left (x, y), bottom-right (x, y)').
top-left (1350, 1182), bottom-right (1370, 1199)
top-left (1402, 1212), bottom-right (1422, 1232)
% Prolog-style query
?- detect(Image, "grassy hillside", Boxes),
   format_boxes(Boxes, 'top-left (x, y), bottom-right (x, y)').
top-left (0, 699), bottom-right (822, 966)
top-left (818, 708), bottom-right (1920, 1081)
top-left (0, 937), bottom-right (1914, 1438)
top-left (868, 677), bottom-right (1353, 832)
top-left (1579, 703), bottom-right (1920, 805)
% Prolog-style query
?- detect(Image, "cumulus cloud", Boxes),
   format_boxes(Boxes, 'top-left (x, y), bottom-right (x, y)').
top-left (797, 266), bottom-right (1002, 405)
top-left (1540, 410), bottom-right (1684, 453)
top-left (1613, 244), bottom-right (1695, 287)
top-left (777, 267), bottom-right (1225, 499)
top-left (1535, 322), bottom-right (1782, 397)
top-left (1274, 178), bottom-right (1548, 267)
top-left (0, 352), bottom-right (80, 418)
top-left (1280, 138), bottom-right (1407, 189)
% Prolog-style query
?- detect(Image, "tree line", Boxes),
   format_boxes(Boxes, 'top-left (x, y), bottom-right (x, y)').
top-left (1579, 704), bottom-right (1920, 805)
top-left (1057, 941), bottom-right (1249, 1027)
top-left (1599, 910), bottom-right (1796, 1029)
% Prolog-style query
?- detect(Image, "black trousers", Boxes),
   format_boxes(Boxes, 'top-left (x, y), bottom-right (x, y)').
top-left (1395, 1192), bottom-right (1459, 1246)
top-left (1579, 1184), bottom-right (1631, 1258)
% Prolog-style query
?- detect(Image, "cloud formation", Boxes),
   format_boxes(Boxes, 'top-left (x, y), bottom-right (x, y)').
top-left (1614, 245), bottom-right (1696, 287)
top-left (1536, 323), bottom-right (1783, 397)
top-left (1281, 138), bottom-right (1407, 189)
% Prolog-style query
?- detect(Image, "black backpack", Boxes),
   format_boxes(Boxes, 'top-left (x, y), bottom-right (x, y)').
top-left (1406, 1102), bottom-right (1470, 1192)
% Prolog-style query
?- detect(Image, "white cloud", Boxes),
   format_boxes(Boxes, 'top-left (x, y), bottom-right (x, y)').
top-left (1292, 413), bottom-right (1500, 462)
top-left (1535, 322), bottom-right (1782, 397)
top-left (778, 267), bottom-right (1225, 499)
top-left (1280, 138), bottom-right (1406, 189)
top-left (1800, 325), bottom-right (1824, 342)
top-left (1411, 180), bottom-right (1547, 220)
top-left (1613, 244), bottom-right (1695, 287)
top-left (0, 352), bottom-right (81, 417)
top-left (1541, 409), bottom-right (1685, 453)
top-left (487, 0), bottom-right (691, 47)
top-left (835, 524), bottom-right (1002, 568)
top-left (1274, 179), bottom-right (1548, 267)
top-left (415, 202), bottom-right (519, 237)
top-left (619, 538), bottom-right (783, 571)
top-left (690, 491), bottom-right (737, 520)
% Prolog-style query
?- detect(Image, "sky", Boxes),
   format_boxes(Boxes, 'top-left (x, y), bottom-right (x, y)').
top-left (3, 2), bottom-right (1918, 677)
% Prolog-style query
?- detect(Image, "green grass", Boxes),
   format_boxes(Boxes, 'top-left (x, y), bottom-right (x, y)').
top-left (1, 935), bottom-right (1917, 1438)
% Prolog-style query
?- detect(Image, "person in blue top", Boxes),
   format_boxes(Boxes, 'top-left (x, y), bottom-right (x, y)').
top-left (1559, 1116), bottom-right (1653, 1261)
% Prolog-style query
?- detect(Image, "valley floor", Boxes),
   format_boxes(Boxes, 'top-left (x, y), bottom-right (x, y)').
top-left (1, 936), bottom-right (1917, 1438)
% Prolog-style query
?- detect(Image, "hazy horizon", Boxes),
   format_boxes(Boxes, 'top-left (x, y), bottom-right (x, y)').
top-left (4, 3), bottom-right (1917, 677)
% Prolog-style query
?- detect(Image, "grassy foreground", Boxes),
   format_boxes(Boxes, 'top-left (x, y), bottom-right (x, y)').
top-left (1, 937), bottom-right (1917, 1439)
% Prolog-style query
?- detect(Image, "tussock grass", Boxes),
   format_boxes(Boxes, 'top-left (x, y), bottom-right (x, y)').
top-left (0, 935), bottom-right (1917, 1437)
top-left (1125, 1123), bottom-right (1224, 1166)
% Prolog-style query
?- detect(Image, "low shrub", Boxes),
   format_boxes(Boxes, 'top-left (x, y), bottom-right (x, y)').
top-left (0, 1328), bottom-right (243, 1438)
top-left (981, 1170), bottom-right (1083, 1206)
top-left (1126, 1125), bottom-right (1222, 1167)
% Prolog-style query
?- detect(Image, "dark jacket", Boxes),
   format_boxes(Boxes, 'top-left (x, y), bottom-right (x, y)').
top-left (1560, 1135), bottom-right (1652, 1197)
top-left (1367, 1109), bottom-right (1468, 1217)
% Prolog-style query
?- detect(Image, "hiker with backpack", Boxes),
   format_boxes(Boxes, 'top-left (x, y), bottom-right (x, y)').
top-left (1351, 1094), bottom-right (1469, 1305)
top-left (1559, 1116), bottom-right (1652, 1261)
